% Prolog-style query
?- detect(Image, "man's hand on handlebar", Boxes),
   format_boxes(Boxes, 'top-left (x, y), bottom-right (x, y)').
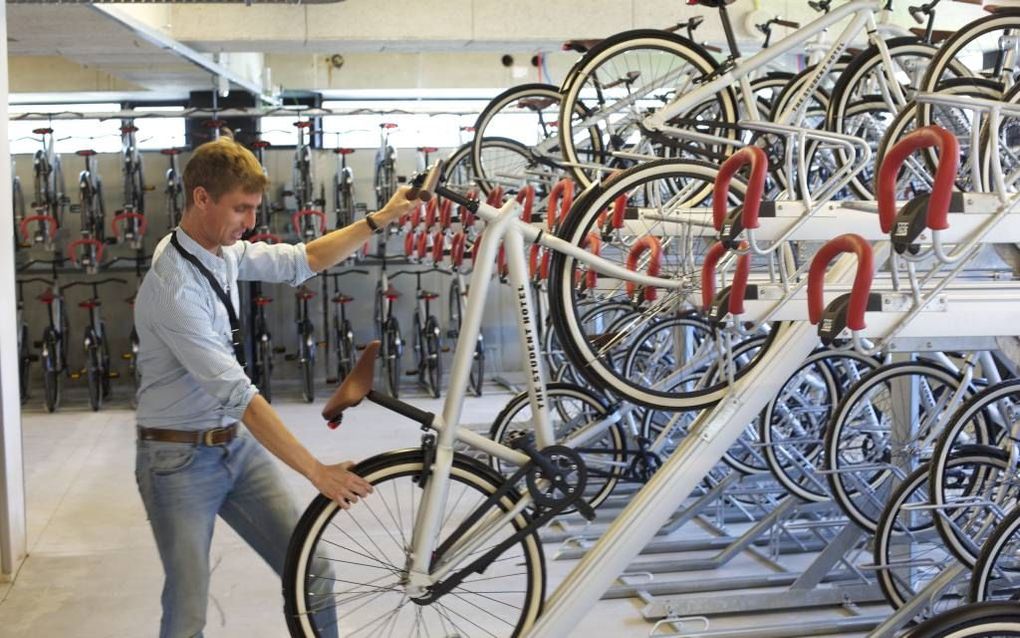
top-left (374, 185), bottom-right (423, 227)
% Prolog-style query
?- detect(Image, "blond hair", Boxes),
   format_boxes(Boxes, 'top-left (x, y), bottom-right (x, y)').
top-left (183, 136), bottom-right (269, 207)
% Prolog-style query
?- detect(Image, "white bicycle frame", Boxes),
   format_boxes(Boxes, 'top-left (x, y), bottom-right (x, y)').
top-left (400, 191), bottom-right (682, 597)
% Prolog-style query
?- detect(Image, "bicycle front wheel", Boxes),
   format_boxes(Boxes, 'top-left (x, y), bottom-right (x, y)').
top-left (547, 159), bottom-right (768, 410)
top-left (283, 448), bottom-right (546, 638)
top-left (901, 602), bottom-right (1020, 638)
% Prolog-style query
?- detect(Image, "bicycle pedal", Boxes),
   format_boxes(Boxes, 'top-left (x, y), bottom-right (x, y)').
top-left (404, 370), bottom-right (418, 377)
top-left (107, 372), bottom-right (120, 379)
top-left (441, 347), bottom-right (451, 353)
top-left (284, 354), bottom-right (297, 362)
top-left (316, 340), bottom-right (328, 347)
top-left (325, 377), bottom-right (339, 384)
top-left (355, 344), bottom-right (366, 351)
top-left (121, 353), bottom-right (133, 360)
top-left (69, 371), bottom-right (82, 380)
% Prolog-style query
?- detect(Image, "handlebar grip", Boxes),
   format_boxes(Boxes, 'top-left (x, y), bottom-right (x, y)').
top-left (406, 160), bottom-right (444, 202)
top-left (876, 125), bottom-right (958, 233)
top-left (713, 146), bottom-right (767, 232)
top-left (807, 234), bottom-right (873, 330)
top-left (625, 236), bottom-right (663, 302)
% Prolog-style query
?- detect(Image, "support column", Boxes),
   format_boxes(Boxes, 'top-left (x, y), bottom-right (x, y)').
top-left (0, 0), bottom-right (28, 582)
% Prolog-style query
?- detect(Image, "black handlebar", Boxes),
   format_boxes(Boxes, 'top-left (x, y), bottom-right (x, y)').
top-left (327, 269), bottom-right (370, 279)
top-left (18, 277), bottom-right (55, 287)
top-left (62, 277), bottom-right (128, 291)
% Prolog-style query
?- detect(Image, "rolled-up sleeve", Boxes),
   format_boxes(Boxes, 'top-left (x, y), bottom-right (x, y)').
top-left (236, 240), bottom-right (316, 286)
top-left (150, 286), bottom-right (258, 420)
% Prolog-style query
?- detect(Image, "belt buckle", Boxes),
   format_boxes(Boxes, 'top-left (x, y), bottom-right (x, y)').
top-left (203, 428), bottom-right (222, 446)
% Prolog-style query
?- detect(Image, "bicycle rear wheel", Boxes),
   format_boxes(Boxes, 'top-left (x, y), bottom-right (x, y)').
top-left (283, 449), bottom-right (545, 638)
top-left (557, 30), bottom-right (737, 189)
top-left (470, 337), bottom-right (485, 397)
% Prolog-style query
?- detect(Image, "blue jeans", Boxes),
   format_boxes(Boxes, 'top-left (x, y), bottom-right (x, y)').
top-left (135, 429), bottom-right (338, 638)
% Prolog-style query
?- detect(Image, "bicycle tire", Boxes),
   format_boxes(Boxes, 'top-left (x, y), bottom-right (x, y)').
top-left (383, 316), bottom-right (402, 398)
top-left (557, 29), bottom-right (738, 189)
top-left (86, 340), bottom-right (102, 412)
top-left (335, 318), bottom-right (354, 381)
top-left (970, 502), bottom-right (1020, 603)
top-left (874, 449), bottom-right (1008, 612)
top-left (488, 382), bottom-right (625, 513)
top-left (824, 359), bottom-right (964, 533)
top-left (760, 349), bottom-right (880, 502)
top-left (470, 84), bottom-right (589, 195)
top-left (300, 330), bottom-right (315, 403)
top-left (425, 315), bottom-right (442, 399)
top-left (548, 158), bottom-right (770, 410)
top-left (258, 337), bottom-right (273, 404)
top-left (282, 448), bottom-right (545, 638)
top-left (826, 37), bottom-right (945, 198)
top-left (901, 602), bottom-right (1020, 637)
top-left (470, 336), bottom-right (485, 397)
top-left (41, 331), bottom-right (60, 413)
top-left (930, 379), bottom-right (1020, 568)
top-left (916, 10), bottom-right (1020, 132)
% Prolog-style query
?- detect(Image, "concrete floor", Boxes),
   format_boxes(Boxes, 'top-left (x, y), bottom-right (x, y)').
top-left (1, 384), bottom-right (884, 638)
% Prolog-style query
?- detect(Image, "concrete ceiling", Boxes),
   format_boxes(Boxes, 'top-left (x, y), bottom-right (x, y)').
top-left (6, 1), bottom-right (990, 97)
top-left (7, 5), bottom-right (267, 97)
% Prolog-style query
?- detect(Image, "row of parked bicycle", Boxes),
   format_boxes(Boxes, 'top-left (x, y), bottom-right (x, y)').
top-left (274, 0), bottom-right (1020, 635)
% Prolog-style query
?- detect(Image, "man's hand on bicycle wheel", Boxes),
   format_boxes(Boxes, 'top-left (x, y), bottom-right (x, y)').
top-left (310, 460), bottom-right (373, 509)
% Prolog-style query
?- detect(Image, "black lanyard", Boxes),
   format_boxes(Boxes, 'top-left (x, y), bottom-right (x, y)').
top-left (170, 231), bottom-right (247, 368)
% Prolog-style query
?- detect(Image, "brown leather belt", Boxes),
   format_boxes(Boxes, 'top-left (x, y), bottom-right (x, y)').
top-left (138, 423), bottom-right (238, 446)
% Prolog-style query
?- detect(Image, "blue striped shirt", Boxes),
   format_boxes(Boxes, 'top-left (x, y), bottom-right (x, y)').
top-left (134, 228), bottom-right (316, 429)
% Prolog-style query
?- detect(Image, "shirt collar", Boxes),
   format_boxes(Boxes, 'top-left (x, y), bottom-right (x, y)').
top-left (176, 226), bottom-right (227, 275)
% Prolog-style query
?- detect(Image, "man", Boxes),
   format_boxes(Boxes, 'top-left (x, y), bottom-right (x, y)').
top-left (133, 135), bottom-right (418, 637)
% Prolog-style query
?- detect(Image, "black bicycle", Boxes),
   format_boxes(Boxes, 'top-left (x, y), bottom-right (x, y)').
top-left (332, 147), bottom-right (356, 229)
top-left (392, 268), bottom-right (443, 398)
top-left (294, 282), bottom-right (318, 403)
top-left (64, 278), bottom-right (127, 411)
top-left (111, 123), bottom-right (148, 250)
top-left (16, 277), bottom-right (53, 405)
top-left (162, 148), bottom-right (184, 229)
top-left (324, 269), bottom-right (369, 384)
top-left (244, 231), bottom-right (284, 403)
